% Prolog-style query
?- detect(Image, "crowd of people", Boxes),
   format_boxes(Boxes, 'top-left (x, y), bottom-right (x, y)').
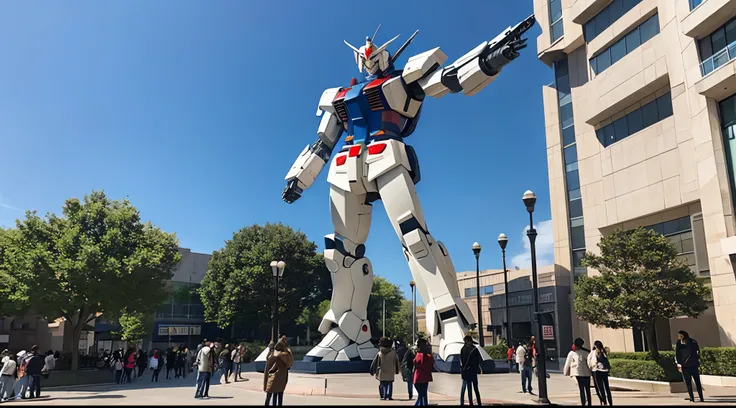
top-left (368, 336), bottom-right (435, 406)
top-left (0, 346), bottom-right (58, 401)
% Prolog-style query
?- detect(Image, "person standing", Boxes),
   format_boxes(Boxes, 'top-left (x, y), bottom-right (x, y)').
top-left (137, 350), bottom-right (147, 379)
top-left (166, 348), bottom-right (175, 380)
top-left (25, 346), bottom-right (44, 399)
top-left (460, 335), bottom-right (482, 406)
top-left (219, 344), bottom-right (232, 384)
top-left (412, 338), bottom-right (434, 406)
top-left (149, 350), bottom-right (161, 382)
top-left (232, 345), bottom-right (242, 382)
top-left (263, 337), bottom-right (294, 406)
top-left (564, 338), bottom-right (593, 406)
top-left (112, 353), bottom-right (123, 384)
top-left (588, 340), bottom-right (612, 406)
top-left (0, 355), bottom-right (16, 402)
top-left (183, 348), bottom-right (191, 379)
top-left (676, 330), bottom-right (705, 403)
top-left (195, 341), bottom-right (215, 399)
top-left (124, 348), bottom-right (136, 384)
top-left (507, 343), bottom-right (516, 372)
top-left (373, 337), bottom-right (400, 401)
top-left (41, 350), bottom-right (56, 380)
top-left (516, 341), bottom-right (533, 394)
top-left (400, 344), bottom-right (415, 401)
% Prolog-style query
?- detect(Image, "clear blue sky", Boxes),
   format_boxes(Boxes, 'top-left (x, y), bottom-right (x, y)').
top-left (0, 1), bottom-right (554, 300)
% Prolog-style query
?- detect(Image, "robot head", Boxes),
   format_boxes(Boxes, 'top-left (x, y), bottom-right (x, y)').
top-left (344, 25), bottom-right (400, 77)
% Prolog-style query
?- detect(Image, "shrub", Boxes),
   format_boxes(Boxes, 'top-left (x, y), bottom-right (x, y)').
top-left (483, 339), bottom-right (509, 360)
top-left (609, 359), bottom-right (667, 381)
top-left (607, 348), bottom-right (736, 381)
top-left (700, 347), bottom-right (736, 377)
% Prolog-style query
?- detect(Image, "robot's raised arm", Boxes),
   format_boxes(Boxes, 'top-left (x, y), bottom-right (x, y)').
top-left (404, 14), bottom-right (535, 98)
top-left (282, 88), bottom-right (344, 204)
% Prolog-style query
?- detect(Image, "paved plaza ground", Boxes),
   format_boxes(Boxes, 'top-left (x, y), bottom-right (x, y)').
top-left (19, 370), bottom-right (736, 405)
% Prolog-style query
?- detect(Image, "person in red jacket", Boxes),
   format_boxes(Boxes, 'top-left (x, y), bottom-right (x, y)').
top-left (124, 348), bottom-right (136, 384)
top-left (412, 338), bottom-right (434, 406)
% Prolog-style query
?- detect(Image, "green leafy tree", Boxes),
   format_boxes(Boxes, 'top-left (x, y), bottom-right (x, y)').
top-left (198, 223), bottom-right (330, 339)
top-left (0, 191), bottom-right (181, 370)
top-left (367, 276), bottom-right (404, 338)
top-left (385, 299), bottom-right (413, 343)
top-left (575, 227), bottom-right (709, 357)
top-left (116, 311), bottom-right (152, 343)
top-left (296, 299), bottom-right (331, 345)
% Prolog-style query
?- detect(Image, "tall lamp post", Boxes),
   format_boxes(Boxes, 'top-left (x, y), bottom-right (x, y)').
top-left (472, 242), bottom-right (484, 347)
top-left (270, 260), bottom-right (286, 342)
top-left (497, 233), bottom-right (512, 347)
top-left (523, 190), bottom-right (549, 404)
top-left (410, 281), bottom-right (416, 345)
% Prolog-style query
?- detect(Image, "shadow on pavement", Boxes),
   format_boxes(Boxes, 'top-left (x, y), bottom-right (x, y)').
top-left (23, 395), bottom-right (126, 402)
top-left (47, 371), bottom-right (245, 393)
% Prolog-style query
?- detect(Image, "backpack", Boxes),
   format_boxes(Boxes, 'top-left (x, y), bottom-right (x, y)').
top-left (597, 354), bottom-right (611, 371)
top-left (523, 347), bottom-right (533, 367)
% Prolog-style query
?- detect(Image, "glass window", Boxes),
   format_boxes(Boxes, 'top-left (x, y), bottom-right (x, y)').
top-left (567, 161), bottom-right (579, 172)
top-left (613, 117), bottom-right (629, 142)
top-left (720, 94), bottom-right (736, 127)
top-left (627, 109), bottom-right (644, 135)
top-left (726, 19), bottom-right (736, 45)
top-left (555, 58), bottom-right (569, 78)
top-left (562, 126), bottom-right (576, 146)
top-left (557, 74), bottom-right (571, 102)
top-left (610, 39), bottom-right (627, 64)
top-left (590, 57), bottom-right (598, 75)
top-left (596, 49), bottom-right (612, 73)
top-left (551, 20), bottom-right (564, 42)
top-left (596, 8), bottom-right (610, 38)
top-left (689, 0), bottom-right (703, 10)
top-left (639, 15), bottom-right (660, 43)
top-left (561, 103), bottom-right (574, 129)
top-left (657, 93), bottom-right (673, 119)
top-left (624, 0), bottom-right (641, 11)
top-left (602, 124), bottom-right (615, 147)
top-left (641, 100), bottom-right (659, 128)
top-left (626, 27), bottom-right (641, 51)
top-left (567, 170), bottom-right (580, 190)
top-left (609, 0), bottom-right (625, 22)
top-left (569, 198), bottom-right (583, 218)
top-left (584, 22), bottom-right (596, 42)
top-left (571, 225), bottom-right (586, 250)
top-left (712, 28), bottom-right (727, 55)
top-left (549, 0), bottom-right (562, 21)
top-left (572, 249), bottom-right (586, 267)
top-left (564, 145), bottom-right (578, 164)
top-left (569, 188), bottom-right (581, 199)
top-left (699, 36), bottom-right (714, 61)
top-left (570, 217), bottom-right (584, 227)
top-left (464, 287), bottom-right (477, 298)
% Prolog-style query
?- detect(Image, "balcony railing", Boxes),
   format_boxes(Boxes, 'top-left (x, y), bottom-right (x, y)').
top-left (690, 0), bottom-right (706, 11)
top-left (701, 40), bottom-right (736, 76)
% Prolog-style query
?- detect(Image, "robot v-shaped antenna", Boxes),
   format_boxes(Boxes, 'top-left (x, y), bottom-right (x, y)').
top-left (390, 30), bottom-right (419, 65)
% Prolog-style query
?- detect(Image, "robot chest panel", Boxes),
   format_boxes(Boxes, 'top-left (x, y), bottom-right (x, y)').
top-left (332, 77), bottom-right (422, 126)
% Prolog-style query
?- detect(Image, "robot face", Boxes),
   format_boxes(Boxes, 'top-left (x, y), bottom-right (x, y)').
top-left (344, 32), bottom-right (400, 76)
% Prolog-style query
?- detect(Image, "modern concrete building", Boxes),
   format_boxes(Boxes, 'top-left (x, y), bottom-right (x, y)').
top-left (534, 0), bottom-right (736, 351)
top-left (456, 266), bottom-right (572, 368)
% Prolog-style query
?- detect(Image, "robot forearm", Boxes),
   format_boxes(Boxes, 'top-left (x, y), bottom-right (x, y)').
top-left (282, 140), bottom-right (332, 202)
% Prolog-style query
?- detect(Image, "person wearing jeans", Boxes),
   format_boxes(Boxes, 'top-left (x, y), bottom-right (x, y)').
top-left (516, 341), bottom-right (533, 394)
top-left (412, 339), bottom-right (433, 406)
top-left (564, 338), bottom-right (593, 406)
top-left (195, 341), bottom-right (214, 399)
top-left (401, 347), bottom-right (415, 400)
top-left (676, 330), bottom-right (705, 403)
top-left (25, 346), bottom-right (45, 399)
top-left (460, 335), bottom-right (482, 406)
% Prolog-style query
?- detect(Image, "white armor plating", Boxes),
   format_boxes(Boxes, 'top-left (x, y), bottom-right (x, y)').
top-left (277, 16), bottom-right (535, 366)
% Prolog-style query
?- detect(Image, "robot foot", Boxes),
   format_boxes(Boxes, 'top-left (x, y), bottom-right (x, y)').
top-left (303, 327), bottom-right (377, 362)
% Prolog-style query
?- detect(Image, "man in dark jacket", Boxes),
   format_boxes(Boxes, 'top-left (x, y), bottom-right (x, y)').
top-left (460, 335), bottom-right (482, 406)
top-left (676, 330), bottom-right (704, 402)
top-left (25, 346), bottom-right (45, 399)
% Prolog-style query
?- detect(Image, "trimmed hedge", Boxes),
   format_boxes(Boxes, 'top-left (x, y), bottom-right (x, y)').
top-left (483, 340), bottom-right (510, 360)
top-left (607, 348), bottom-right (736, 382)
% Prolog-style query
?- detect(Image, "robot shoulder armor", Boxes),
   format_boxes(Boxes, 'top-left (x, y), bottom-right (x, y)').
top-left (402, 47), bottom-right (448, 84)
top-left (317, 87), bottom-right (342, 115)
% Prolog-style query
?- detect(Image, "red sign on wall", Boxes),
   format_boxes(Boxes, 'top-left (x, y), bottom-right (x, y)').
top-left (542, 325), bottom-right (554, 340)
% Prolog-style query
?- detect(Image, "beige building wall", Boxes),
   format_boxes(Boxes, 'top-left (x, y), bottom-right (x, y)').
top-left (535, 0), bottom-right (736, 351)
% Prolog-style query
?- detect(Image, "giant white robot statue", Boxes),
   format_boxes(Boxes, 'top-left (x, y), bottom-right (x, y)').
top-left (281, 16), bottom-right (536, 368)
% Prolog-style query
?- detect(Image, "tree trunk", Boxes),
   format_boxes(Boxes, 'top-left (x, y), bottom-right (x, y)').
top-left (70, 307), bottom-right (91, 371)
top-left (645, 322), bottom-right (659, 360)
top-left (306, 324), bottom-right (310, 346)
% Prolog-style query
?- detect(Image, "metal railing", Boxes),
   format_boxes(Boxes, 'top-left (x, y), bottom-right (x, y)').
top-left (700, 40), bottom-right (736, 76)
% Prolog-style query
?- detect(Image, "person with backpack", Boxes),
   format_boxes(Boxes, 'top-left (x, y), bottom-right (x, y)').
top-left (400, 344), bottom-right (415, 401)
top-left (460, 335), bottom-right (482, 406)
top-left (564, 338), bottom-right (593, 406)
top-left (516, 340), bottom-right (534, 394)
top-left (588, 340), bottom-right (612, 406)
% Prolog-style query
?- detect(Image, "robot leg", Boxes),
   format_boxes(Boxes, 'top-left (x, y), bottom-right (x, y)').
top-left (377, 165), bottom-right (476, 361)
top-left (304, 186), bottom-right (376, 362)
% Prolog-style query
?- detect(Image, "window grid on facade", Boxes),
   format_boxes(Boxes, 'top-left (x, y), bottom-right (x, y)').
top-left (590, 14), bottom-right (660, 75)
top-left (583, 0), bottom-right (643, 42)
top-left (719, 95), bottom-right (736, 227)
top-left (464, 285), bottom-right (494, 298)
top-left (549, 0), bottom-right (564, 42)
top-left (554, 57), bottom-right (587, 280)
top-left (595, 92), bottom-right (674, 147)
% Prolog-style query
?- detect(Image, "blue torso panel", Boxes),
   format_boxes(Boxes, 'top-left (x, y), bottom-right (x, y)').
top-left (332, 75), bottom-right (418, 146)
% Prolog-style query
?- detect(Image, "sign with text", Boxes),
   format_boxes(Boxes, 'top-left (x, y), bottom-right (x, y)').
top-left (158, 325), bottom-right (201, 336)
top-left (542, 325), bottom-right (554, 340)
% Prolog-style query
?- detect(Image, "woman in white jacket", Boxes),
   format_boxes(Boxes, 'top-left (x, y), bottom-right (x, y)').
top-left (563, 338), bottom-right (593, 406)
top-left (587, 340), bottom-right (612, 406)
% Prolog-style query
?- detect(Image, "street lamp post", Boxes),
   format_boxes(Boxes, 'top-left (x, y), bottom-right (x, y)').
top-left (410, 281), bottom-right (416, 345)
top-left (270, 260), bottom-right (286, 343)
top-left (472, 242), bottom-right (484, 347)
top-left (523, 190), bottom-right (549, 404)
top-left (497, 233), bottom-right (512, 348)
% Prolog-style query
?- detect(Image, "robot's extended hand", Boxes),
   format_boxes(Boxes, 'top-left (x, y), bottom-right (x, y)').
top-left (482, 14), bottom-right (535, 74)
top-left (503, 37), bottom-right (528, 60)
top-left (282, 178), bottom-right (303, 204)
